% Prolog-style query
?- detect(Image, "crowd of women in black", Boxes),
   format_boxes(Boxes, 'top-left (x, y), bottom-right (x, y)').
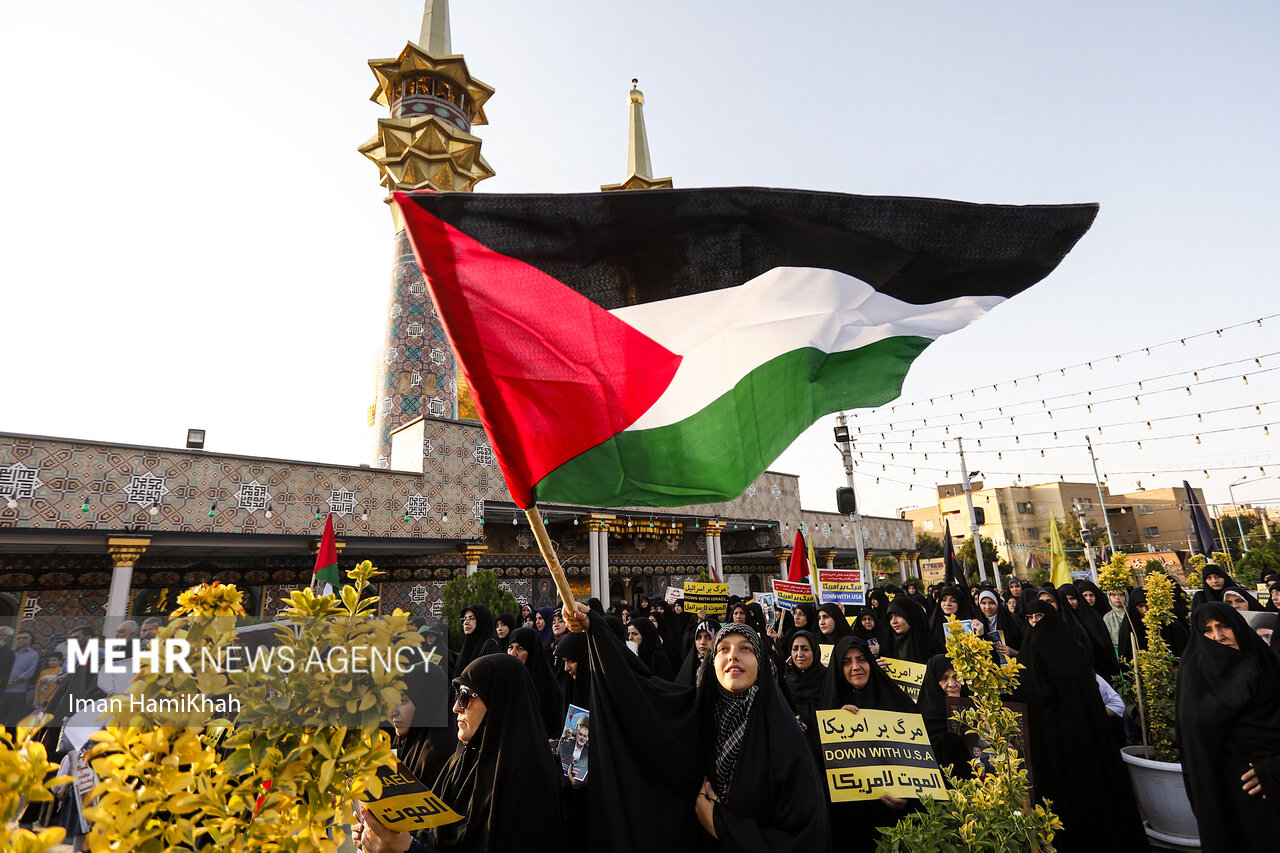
top-left (355, 567), bottom-right (1280, 853)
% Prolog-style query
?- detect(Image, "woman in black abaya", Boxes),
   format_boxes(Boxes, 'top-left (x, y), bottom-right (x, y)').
top-left (1014, 600), bottom-right (1146, 852)
top-left (453, 604), bottom-right (500, 677)
top-left (886, 597), bottom-right (941, 664)
top-left (814, 603), bottom-right (854, 651)
top-left (813, 635), bottom-right (918, 853)
top-left (1177, 602), bottom-right (1280, 852)
top-left (567, 607), bottom-right (830, 853)
top-left (677, 620), bottom-right (717, 687)
top-left (916, 654), bottom-right (973, 782)
top-left (851, 607), bottom-right (896, 659)
top-left (771, 603), bottom-right (818, 665)
top-left (781, 630), bottom-right (826, 724)
top-left (357, 654), bottom-right (561, 853)
top-left (1056, 583), bottom-right (1121, 680)
top-left (389, 663), bottom-right (457, 793)
top-left (1191, 563), bottom-right (1237, 609)
top-left (626, 613), bottom-right (674, 680)
top-left (506, 626), bottom-right (565, 740)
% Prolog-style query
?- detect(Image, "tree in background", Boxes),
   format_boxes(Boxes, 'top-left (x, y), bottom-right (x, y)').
top-left (440, 569), bottom-right (520, 653)
top-left (956, 535), bottom-right (999, 577)
top-left (1234, 537), bottom-right (1280, 587)
top-left (916, 532), bottom-right (943, 559)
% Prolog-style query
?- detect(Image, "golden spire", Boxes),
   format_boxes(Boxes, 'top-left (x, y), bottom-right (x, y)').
top-left (602, 79), bottom-right (673, 192)
top-left (360, 0), bottom-right (494, 229)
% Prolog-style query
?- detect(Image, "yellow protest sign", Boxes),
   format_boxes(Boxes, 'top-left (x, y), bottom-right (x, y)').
top-left (819, 643), bottom-right (834, 668)
top-left (876, 657), bottom-right (927, 702)
top-left (365, 760), bottom-right (463, 832)
top-left (682, 581), bottom-right (728, 615)
top-left (816, 708), bottom-right (947, 802)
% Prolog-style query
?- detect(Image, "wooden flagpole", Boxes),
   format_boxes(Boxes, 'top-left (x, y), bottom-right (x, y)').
top-left (524, 506), bottom-right (578, 615)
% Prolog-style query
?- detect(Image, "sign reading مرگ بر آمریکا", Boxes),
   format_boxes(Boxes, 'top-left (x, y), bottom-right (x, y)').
top-left (817, 568), bottom-right (865, 606)
top-left (364, 760), bottom-right (464, 832)
top-left (816, 707), bottom-right (947, 802)
top-left (770, 579), bottom-right (815, 610)
top-left (681, 581), bottom-right (728, 615)
top-left (875, 657), bottom-right (927, 702)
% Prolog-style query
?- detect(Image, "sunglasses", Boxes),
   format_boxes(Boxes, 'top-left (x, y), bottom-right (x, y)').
top-left (454, 687), bottom-right (479, 710)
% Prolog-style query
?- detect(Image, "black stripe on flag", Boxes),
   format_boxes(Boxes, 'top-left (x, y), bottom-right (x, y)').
top-left (402, 187), bottom-right (1097, 310)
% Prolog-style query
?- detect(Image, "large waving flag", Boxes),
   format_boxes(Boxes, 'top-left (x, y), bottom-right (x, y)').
top-left (313, 514), bottom-right (340, 595)
top-left (396, 188), bottom-right (1096, 508)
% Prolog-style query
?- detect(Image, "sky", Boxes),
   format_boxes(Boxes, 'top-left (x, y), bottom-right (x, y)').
top-left (3, 0), bottom-right (1279, 519)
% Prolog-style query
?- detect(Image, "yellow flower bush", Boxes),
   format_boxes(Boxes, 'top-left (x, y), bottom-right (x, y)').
top-left (0, 717), bottom-right (71, 853)
top-left (87, 560), bottom-right (421, 852)
top-left (1096, 553), bottom-right (1132, 593)
top-left (878, 618), bottom-right (1062, 852)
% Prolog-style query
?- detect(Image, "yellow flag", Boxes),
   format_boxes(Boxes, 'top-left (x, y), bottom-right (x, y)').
top-left (1049, 513), bottom-right (1072, 587)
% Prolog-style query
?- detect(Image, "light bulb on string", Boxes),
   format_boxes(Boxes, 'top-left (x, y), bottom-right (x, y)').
top-left (1053, 432), bottom-right (1058, 440)
top-left (1243, 375), bottom-right (1249, 385)
top-left (1217, 329), bottom-right (1223, 337)
top-left (1135, 396), bottom-right (1141, 405)
top-left (1186, 387), bottom-right (1192, 396)
top-left (1146, 422), bottom-right (1152, 430)
top-left (1194, 372), bottom-right (1199, 380)
top-left (149, 505), bottom-right (159, 516)
top-left (1196, 435), bottom-right (1201, 444)
top-left (1257, 359), bottom-right (1263, 368)
top-left (1137, 441), bottom-right (1143, 450)
top-left (1266, 425), bottom-right (1271, 435)
top-left (1204, 470), bottom-right (1210, 479)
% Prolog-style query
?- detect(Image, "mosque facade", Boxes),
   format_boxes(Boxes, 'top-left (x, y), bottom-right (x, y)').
top-left (0, 2), bottom-right (915, 644)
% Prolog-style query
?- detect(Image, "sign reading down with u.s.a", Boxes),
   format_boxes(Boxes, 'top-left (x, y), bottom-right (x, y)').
top-left (816, 708), bottom-right (948, 802)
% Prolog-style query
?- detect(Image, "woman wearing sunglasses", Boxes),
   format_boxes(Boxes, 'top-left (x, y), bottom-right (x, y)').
top-left (357, 653), bottom-right (561, 852)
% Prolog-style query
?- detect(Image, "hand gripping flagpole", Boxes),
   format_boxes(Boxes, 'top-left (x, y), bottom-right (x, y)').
top-left (524, 506), bottom-right (578, 615)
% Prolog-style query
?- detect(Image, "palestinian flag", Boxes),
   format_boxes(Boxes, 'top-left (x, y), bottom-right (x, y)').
top-left (313, 513), bottom-right (340, 593)
top-left (395, 187), bottom-right (1097, 508)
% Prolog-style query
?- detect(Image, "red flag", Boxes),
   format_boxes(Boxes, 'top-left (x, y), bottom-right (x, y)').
top-left (786, 529), bottom-right (809, 582)
top-left (313, 514), bottom-right (340, 589)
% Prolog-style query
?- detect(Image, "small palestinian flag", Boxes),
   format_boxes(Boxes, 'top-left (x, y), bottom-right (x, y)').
top-left (313, 513), bottom-right (340, 593)
top-left (396, 187), bottom-right (1096, 508)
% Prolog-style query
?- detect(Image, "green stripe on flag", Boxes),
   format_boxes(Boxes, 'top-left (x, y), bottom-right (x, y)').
top-left (315, 563), bottom-right (341, 588)
top-left (534, 335), bottom-right (931, 506)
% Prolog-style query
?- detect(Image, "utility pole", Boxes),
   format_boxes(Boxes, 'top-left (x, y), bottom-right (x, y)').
top-left (834, 414), bottom-right (869, 592)
top-left (956, 438), bottom-right (990, 586)
top-left (1073, 498), bottom-right (1099, 582)
top-left (1085, 436), bottom-right (1118, 556)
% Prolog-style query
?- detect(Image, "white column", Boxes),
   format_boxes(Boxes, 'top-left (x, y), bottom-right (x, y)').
top-left (588, 522), bottom-right (602, 602)
top-left (597, 529), bottom-right (610, 603)
top-left (105, 537), bottom-right (149, 638)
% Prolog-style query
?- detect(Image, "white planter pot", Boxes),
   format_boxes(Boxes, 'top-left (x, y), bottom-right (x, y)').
top-left (1120, 745), bottom-right (1200, 849)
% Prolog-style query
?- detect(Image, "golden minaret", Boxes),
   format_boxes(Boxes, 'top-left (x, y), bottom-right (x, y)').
top-left (601, 80), bottom-right (673, 191)
top-left (362, 0), bottom-right (492, 464)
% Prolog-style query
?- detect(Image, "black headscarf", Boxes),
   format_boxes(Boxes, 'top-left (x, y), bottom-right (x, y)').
top-left (627, 613), bottom-right (674, 680)
top-left (454, 604), bottom-right (500, 676)
top-left (1118, 588), bottom-right (1191, 660)
top-left (775, 603), bottom-right (819, 664)
top-left (782, 630), bottom-right (826, 720)
top-left (817, 635), bottom-right (916, 714)
top-left (392, 662), bottom-right (456, 795)
top-left (916, 654), bottom-right (973, 781)
top-left (1177, 603), bottom-right (1280, 851)
top-left (1074, 579), bottom-right (1110, 618)
top-left (583, 609), bottom-right (830, 852)
top-left (1191, 563), bottom-right (1236, 609)
top-left (494, 613), bottom-right (517, 652)
top-left (655, 603), bottom-right (688, 672)
top-left (508, 627), bottom-right (564, 739)
top-left (815, 603), bottom-right (854, 646)
top-left (556, 630), bottom-right (591, 712)
top-left (430, 653), bottom-right (561, 852)
top-left (929, 585), bottom-right (980, 645)
top-left (886, 597), bottom-right (942, 664)
top-left (676, 620), bottom-right (716, 688)
top-left (851, 607), bottom-right (896, 655)
top-left (1057, 583), bottom-right (1120, 678)
top-left (1015, 600), bottom-right (1146, 851)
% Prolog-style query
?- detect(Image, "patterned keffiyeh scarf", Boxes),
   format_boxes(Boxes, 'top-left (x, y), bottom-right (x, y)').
top-left (710, 623), bottom-right (761, 797)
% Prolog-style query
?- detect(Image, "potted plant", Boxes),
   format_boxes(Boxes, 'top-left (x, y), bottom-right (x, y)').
top-left (1099, 557), bottom-right (1199, 848)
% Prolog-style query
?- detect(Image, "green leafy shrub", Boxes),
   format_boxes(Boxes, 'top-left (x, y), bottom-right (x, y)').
top-left (440, 570), bottom-right (520, 653)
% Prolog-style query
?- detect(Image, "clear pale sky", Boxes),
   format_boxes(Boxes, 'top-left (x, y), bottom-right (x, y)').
top-left (3, 1), bottom-right (1278, 518)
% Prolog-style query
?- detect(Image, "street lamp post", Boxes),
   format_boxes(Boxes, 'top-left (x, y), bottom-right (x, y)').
top-left (1228, 477), bottom-right (1251, 553)
top-left (834, 415), bottom-right (869, 591)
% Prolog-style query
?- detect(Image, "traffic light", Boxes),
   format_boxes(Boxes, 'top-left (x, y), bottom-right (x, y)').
top-left (1081, 527), bottom-right (1094, 546)
top-left (973, 507), bottom-right (986, 525)
top-left (836, 487), bottom-right (857, 515)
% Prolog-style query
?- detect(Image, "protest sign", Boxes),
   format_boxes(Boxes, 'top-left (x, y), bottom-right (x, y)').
top-left (1258, 583), bottom-right (1271, 605)
top-left (876, 657), bottom-right (927, 702)
top-left (365, 760), bottom-right (464, 832)
top-left (558, 704), bottom-right (590, 782)
top-left (819, 643), bottom-right (833, 668)
top-left (771, 579), bottom-right (816, 610)
top-left (943, 618), bottom-right (980, 639)
top-left (817, 568), bottom-right (865, 607)
top-left (682, 581), bottom-right (728, 615)
top-left (665, 586), bottom-right (684, 606)
top-left (816, 708), bottom-right (947, 802)
top-left (72, 748), bottom-right (97, 834)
